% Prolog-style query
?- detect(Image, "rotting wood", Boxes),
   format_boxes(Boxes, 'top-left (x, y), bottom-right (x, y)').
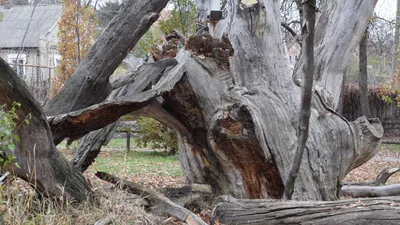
top-left (212, 195), bottom-right (400, 225)
top-left (95, 171), bottom-right (208, 225)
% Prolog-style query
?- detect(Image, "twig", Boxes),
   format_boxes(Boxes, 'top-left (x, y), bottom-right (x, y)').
top-left (94, 216), bottom-right (112, 225)
top-left (95, 171), bottom-right (208, 225)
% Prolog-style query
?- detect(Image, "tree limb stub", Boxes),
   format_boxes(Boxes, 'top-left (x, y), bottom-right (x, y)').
top-left (212, 195), bottom-right (400, 225)
top-left (45, 0), bottom-right (170, 116)
top-left (95, 171), bottom-right (208, 225)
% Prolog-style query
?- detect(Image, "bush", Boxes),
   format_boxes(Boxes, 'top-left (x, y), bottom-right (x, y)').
top-left (135, 116), bottom-right (178, 154)
top-left (0, 102), bottom-right (25, 167)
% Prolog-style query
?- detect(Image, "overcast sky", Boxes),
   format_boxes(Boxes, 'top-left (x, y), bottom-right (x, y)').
top-left (375, 0), bottom-right (397, 20)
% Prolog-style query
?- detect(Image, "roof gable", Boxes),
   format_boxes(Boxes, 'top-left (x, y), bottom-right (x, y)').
top-left (0, 4), bottom-right (62, 48)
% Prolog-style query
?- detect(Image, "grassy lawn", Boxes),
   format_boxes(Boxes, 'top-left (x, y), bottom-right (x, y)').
top-left (87, 150), bottom-right (183, 178)
top-left (58, 138), bottom-right (184, 188)
top-left (381, 143), bottom-right (400, 152)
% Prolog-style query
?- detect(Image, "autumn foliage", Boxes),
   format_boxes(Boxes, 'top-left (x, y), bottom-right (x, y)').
top-left (52, 0), bottom-right (97, 97)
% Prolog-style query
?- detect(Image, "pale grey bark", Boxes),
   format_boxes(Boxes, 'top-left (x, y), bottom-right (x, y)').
top-left (44, 0), bottom-right (381, 201)
top-left (341, 184), bottom-right (400, 198)
top-left (294, 0), bottom-right (378, 109)
top-left (212, 195), bottom-right (400, 225)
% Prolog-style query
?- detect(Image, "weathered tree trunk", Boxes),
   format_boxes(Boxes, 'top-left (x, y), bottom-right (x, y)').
top-left (359, 29), bottom-right (370, 117)
top-left (212, 195), bottom-right (400, 225)
top-left (50, 0), bottom-right (380, 201)
top-left (0, 58), bottom-right (91, 201)
top-left (172, 0), bottom-right (380, 200)
top-left (44, 0), bottom-right (170, 120)
top-left (40, 0), bottom-right (383, 200)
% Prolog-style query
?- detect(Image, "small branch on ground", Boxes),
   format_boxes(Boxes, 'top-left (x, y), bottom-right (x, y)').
top-left (94, 216), bottom-right (113, 225)
top-left (95, 171), bottom-right (208, 225)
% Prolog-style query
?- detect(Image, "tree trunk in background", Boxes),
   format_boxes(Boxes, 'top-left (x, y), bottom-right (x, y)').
top-left (0, 58), bottom-right (91, 201)
top-left (359, 29), bottom-right (370, 117)
top-left (392, 0), bottom-right (400, 76)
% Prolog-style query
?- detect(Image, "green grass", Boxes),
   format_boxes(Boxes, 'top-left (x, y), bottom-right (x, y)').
top-left (380, 144), bottom-right (400, 152)
top-left (88, 150), bottom-right (183, 177)
top-left (59, 138), bottom-right (136, 150)
top-left (104, 138), bottom-right (136, 149)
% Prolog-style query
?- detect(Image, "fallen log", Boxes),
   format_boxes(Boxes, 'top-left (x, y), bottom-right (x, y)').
top-left (212, 195), bottom-right (400, 225)
top-left (340, 168), bottom-right (400, 198)
top-left (343, 167), bottom-right (400, 186)
top-left (341, 184), bottom-right (400, 198)
top-left (382, 140), bottom-right (400, 145)
top-left (95, 171), bottom-right (208, 225)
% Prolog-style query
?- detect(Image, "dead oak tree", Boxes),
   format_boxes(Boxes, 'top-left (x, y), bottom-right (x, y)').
top-left (1, 0), bottom-right (383, 203)
top-left (66, 0), bottom-right (381, 201)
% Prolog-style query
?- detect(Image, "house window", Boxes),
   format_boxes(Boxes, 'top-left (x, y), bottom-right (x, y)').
top-left (54, 55), bottom-right (62, 67)
top-left (289, 56), bottom-right (292, 62)
top-left (8, 54), bottom-right (26, 77)
top-left (295, 55), bottom-right (298, 62)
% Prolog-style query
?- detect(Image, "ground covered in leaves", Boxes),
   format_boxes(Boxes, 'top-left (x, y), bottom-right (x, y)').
top-left (0, 142), bottom-right (399, 224)
top-left (344, 144), bottom-right (400, 184)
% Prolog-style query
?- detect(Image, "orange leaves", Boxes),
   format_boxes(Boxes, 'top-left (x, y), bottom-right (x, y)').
top-left (52, 0), bottom-right (97, 97)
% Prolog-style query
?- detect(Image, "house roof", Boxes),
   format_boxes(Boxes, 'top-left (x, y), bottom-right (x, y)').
top-left (0, 4), bottom-right (62, 48)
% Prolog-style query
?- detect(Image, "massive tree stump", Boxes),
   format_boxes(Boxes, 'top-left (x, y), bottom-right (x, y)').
top-left (45, 0), bottom-right (380, 201)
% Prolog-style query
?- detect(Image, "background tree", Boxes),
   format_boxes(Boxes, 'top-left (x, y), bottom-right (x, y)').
top-left (159, 0), bottom-right (196, 36)
top-left (135, 116), bottom-right (178, 154)
top-left (52, 0), bottom-right (97, 96)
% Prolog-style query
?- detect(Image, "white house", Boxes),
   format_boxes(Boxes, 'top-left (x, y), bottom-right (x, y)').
top-left (0, 4), bottom-right (62, 103)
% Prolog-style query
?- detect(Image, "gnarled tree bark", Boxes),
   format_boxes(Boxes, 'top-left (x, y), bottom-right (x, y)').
top-left (212, 195), bottom-right (400, 225)
top-left (0, 58), bottom-right (91, 201)
top-left (44, 0), bottom-right (170, 117)
top-left (62, 0), bottom-right (381, 201)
